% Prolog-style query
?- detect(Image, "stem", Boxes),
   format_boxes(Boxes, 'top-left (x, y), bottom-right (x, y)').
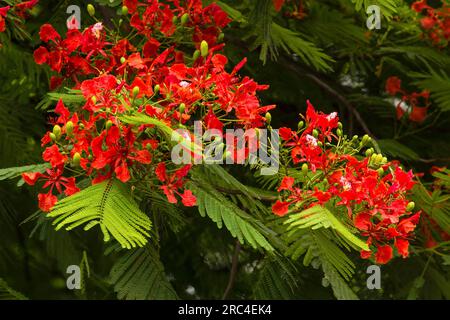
top-left (222, 240), bottom-right (241, 300)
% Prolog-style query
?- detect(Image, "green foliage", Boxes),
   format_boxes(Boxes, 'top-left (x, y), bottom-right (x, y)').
top-left (47, 179), bottom-right (152, 249)
top-left (0, 278), bottom-right (28, 300)
top-left (109, 244), bottom-right (177, 300)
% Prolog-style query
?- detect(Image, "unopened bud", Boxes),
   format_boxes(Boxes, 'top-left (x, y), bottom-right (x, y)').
top-left (53, 125), bottom-right (61, 139)
top-left (193, 49), bottom-right (200, 61)
top-left (91, 96), bottom-right (97, 104)
top-left (200, 40), bottom-right (209, 57)
top-left (338, 122), bottom-right (343, 129)
top-left (106, 120), bottom-right (113, 130)
top-left (302, 163), bottom-right (308, 175)
top-left (298, 121), bottom-right (304, 130)
top-left (337, 129), bottom-right (343, 137)
top-left (154, 84), bottom-right (160, 94)
top-left (312, 129), bottom-right (319, 138)
top-left (49, 133), bottom-right (57, 142)
top-left (132, 86), bottom-right (140, 97)
top-left (172, 16), bottom-right (178, 24)
top-left (120, 57), bottom-right (126, 64)
top-left (377, 167), bottom-right (384, 176)
top-left (87, 4), bottom-right (95, 17)
top-left (362, 134), bottom-right (371, 144)
top-left (179, 103), bottom-right (186, 114)
top-left (72, 152), bottom-right (81, 167)
top-left (265, 112), bottom-right (272, 124)
top-left (181, 13), bottom-right (189, 25)
top-left (218, 33), bottom-right (225, 42)
top-left (65, 121), bottom-right (74, 136)
top-left (365, 148), bottom-right (374, 157)
top-left (406, 202), bottom-right (415, 212)
top-left (121, 6), bottom-right (128, 15)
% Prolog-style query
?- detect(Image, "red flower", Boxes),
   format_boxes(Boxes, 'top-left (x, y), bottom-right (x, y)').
top-left (272, 0), bottom-right (285, 12)
top-left (395, 238), bottom-right (410, 258)
top-left (155, 163), bottom-right (196, 206)
top-left (375, 245), bottom-right (393, 264)
top-left (385, 76), bottom-right (402, 95)
top-left (39, 24), bottom-right (61, 42)
top-left (43, 144), bottom-right (67, 167)
top-left (278, 176), bottom-right (295, 192)
top-left (38, 193), bottom-right (58, 212)
top-left (272, 200), bottom-right (290, 216)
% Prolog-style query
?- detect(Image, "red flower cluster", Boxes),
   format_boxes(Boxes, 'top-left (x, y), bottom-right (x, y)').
top-left (412, 0), bottom-right (450, 46)
top-left (272, 102), bottom-right (420, 264)
top-left (0, 0), bottom-right (37, 34)
top-left (25, 0), bottom-right (273, 212)
top-left (385, 76), bottom-right (430, 123)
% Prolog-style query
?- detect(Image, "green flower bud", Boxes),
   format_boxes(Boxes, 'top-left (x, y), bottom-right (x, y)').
top-left (317, 141), bottom-right (323, 147)
top-left (406, 202), bottom-right (415, 212)
top-left (179, 103), bottom-right (186, 114)
top-left (181, 13), bottom-right (189, 25)
top-left (193, 49), bottom-right (200, 61)
top-left (91, 96), bottom-right (97, 104)
top-left (200, 40), bottom-right (209, 57)
top-left (87, 4), bottom-right (95, 17)
top-left (381, 156), bottom-right (388, 164)
top-left (375, 153), bottom-right (383, 164)
top-left (338, 122), bottom-right (343, 129)
top-left (362, 134), bottom-right (371, 145)
top-left (297, 121), bottom-right (304, 130)
top-left (172, 16), bottom-right (178, 24)
top-left (302, 163), bottom-right (308, 175)
top-left (337, 129), bottom-right (343, 137)
top-left (365, 148), bottom-right (374, 157)
top-left (352, 135), bottom-right (359, 141)
top-left (218, 33), bottom-right (225, 42)
top-left (106, 120), bottom-right (113, 130)
top-left (65, 121), bottom-right (74, 137)
top-left (377, 167), bottom-right (384, 176)
top-left (121, 6), bottom-right (128, 15)
top-left (312, 129), bottom-right (319, 138)
top-left (53, 125), bottom-right (61, 139)
top-left (49, 133), bottom-right (57, 142)
top-left (154, 84), bottom-right (160, 94)
top-left (132, 86), bottom-right (140, 97)
top-left (265, 112), bottom-right (272, 124)
top-left (72, 152), bottom-right (81, 167)
top-left (120, 57), bottom-right (126, 64)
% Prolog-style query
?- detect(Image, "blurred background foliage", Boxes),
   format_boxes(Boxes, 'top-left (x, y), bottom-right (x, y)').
top-left (0, 0), bottom-right (448, 300)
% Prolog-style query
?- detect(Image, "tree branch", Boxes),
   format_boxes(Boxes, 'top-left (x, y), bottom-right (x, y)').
top-left (222, 240), bottom-right (241, 300)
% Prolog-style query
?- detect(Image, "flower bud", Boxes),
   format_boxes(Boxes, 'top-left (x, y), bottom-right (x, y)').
top-left (53, 125), bottom-right (61, 139)
top-left (120, 57), bottom-right (126, 64)
top-left (302, 163), bottom-right (308, 175)
top-left (312, 129), bottom-right (319, 138)
top-left (362, 134), bottom-right (371, 145)
top-left (72, 152), bottom-right (81, 167)
top-left (200, 40), bottom-right (209, 57)
top-left (121, 6), bottom-right (128, 15)
top-left (337, 129), bottom-right (343, 137)
top-left (91, 96), bottom-right (97, 104)
top-left (218, 33), bottom-right (225, 42)
top-left (154, 84), bottom-right (160, 94)
top-left (181, 13), bottom-right (189, 25)
top-left (106, 120), bottom-right (113, 130)
top-left (381, 156), bottom-right (388, 164)
top-left (87, 4), bottom-right (95, 17)
top-left (65, 121), bottom-right (74, 137)
top-left (172, 16), bottom-right (178, 24)
top-left (317, 141), bottom-right (323, 147)
top-left (193, 49), bottom-right (200, 61)
top-left (297, 121), bottom-right (304, 130)
top-left (365, 148), bottom-right (374, 157)
top-left (352, 135), bottom-right (359, 141)
top-left (49, 133), bottom-right (57, 142)
top-left (375, 153), bottom-right (383, 164)
top-left (338, 122), bottom-right (343, 129)
top-left (406, 202), bottom-right (415, 212)
top-left (179, 103), bottom-right (186, 114)
top-left (377, 167), bottom-right (384, 176)
top-left (132, 86), bottom-right (140, 97)
top-left (265, 112), bottom-right (271, 125)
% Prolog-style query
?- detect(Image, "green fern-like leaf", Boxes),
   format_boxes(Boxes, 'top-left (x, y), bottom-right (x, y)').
top-left (188, 181), bottom-right (274, 251)
top-left (109, 245), bottom-right (177, 300)
top-left (0, 278), bottom-right (28, 300)
top-left (285, 206), bottom-right (369, 251)
top-left (47, 179), bottom-right (152, 249)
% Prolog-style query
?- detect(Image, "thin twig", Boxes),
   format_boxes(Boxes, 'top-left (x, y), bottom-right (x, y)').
top-left (222, 240), bottom-right (241, 300)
